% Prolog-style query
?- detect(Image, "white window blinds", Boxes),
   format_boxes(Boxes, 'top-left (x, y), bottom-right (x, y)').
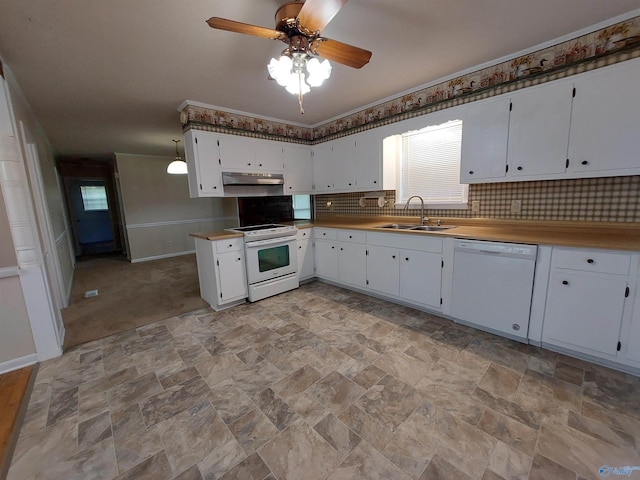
top-left (398, 119), bottom-right (467, 207)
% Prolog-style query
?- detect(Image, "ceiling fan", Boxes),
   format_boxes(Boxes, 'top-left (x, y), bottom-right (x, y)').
top-left (206, 0), bottom-right (372, 113)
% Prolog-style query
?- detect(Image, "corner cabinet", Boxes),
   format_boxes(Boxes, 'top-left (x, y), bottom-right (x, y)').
top-left (296, 228), bottom-right (315, 281)
top-left (194, 237), bottom-right (247, 311)
top-left (284, 144), bottom-right (313, 194)
top-left (185, 130), bottom-right (224, 197)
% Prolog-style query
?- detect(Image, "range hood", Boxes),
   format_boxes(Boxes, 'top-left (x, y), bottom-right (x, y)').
top-left (222, 172), bottom-right (285, 186)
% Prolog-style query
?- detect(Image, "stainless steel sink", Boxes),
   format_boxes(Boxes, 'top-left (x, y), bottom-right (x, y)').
top-left (410, 225), bottom-right (455, 231)
top-left (375, 224), bottom-right (455, 231)
top-left (376, 224), bottom-right (418, 229)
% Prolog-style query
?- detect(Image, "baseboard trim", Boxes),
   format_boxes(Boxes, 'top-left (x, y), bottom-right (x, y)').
top-left (0, 266), bottom-right (19, 279)
top-left (0, 354), bottom-right (38, 376)
top-left (130, 250), bottom-right (196, 264)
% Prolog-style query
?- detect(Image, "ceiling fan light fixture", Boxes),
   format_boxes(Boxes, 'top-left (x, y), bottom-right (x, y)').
top-left (306, 57), bottom-right (331, 87)
top-left (167, 139), bottom-right (188, 175)
top-left (266, 52), bottom-right (331, 94)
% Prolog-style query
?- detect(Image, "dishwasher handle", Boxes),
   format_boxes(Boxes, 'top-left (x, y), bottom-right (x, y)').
top-left (454, 240), bottom-right (537, 260)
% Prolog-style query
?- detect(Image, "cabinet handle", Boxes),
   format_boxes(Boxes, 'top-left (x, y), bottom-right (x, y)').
top-left (213, 186), bottom-right (217, 189)
top-left (587, 258), bottom-right (594, 264)
top-left (340, 247), bottom-right (344, 251)
top-left (581, 160), bottom-right (589, 166)
top-left (373, 180), bottom-right (377, 184)
top-left (259, 163), bottom-right (263, 167)
top-left (247, 162), bottom-right (252, 166)
top-left (348, 183), bottom-right (352, 186)
top-left (228, 244), bottom-right (233, 248)
top-left (289, 186), bottom-right (292, 189)
top-left (517, 166), bottom-right (523, 171)
top-left (392, 255), bottom-right (396, 259)
top-left (349, 235), bottom-right (352, 239)
top-left (237, 257), bottom-right (241, 261)
top-left (331, 246), bottom-right (335, 249)
top-left (562, 280), bottom-right (569, 285)
top-left (298, 246), bottom-right (302, 249)
top-left (405, 257), bottom-right (409, 261)
top-left (469, 170), bottom-right (474, 175)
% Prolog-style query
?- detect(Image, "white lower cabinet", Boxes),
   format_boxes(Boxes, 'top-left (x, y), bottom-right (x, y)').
top-left (314, 228), bottom-right (338, 280)
top-left (541, 247), bottom-right (631, 361)
top-left (337, 230), bottom-right (367, 288)
top-left (366, 245), bottom-right (400, 296)
top-left (400, 250), bottom-right (442, 309)
top-left (296, 228), bottom-right (315, 281)
top-left (194, 237), bottom-right (247, 311)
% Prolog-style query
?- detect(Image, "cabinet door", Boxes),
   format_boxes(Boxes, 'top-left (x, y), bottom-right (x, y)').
top-left (354, 130), bottom-right (383, 190)
top-left (297, 238), bottom-right (315, 281)
top-left (193, 132), bottom-right (223, 195)
top-left (507, 81), bottom-right (572, 177)
top-left (400, 250), bottom-right (442, 308)
top-left (338, 243), bottom-right (367, 287)
top-left (218, 134), bottom-right (256, 171)
top-left (284, 144), bottom-right (313, 194)
top-left (366, 245), bottom-right (400, 296)
top-left (542, 271), bottom-right (627, 357)
top-left (256, 140), bottom-right (284, 172)
top-left (459, 96), bottom-right (510, 183)
top-left (312, 143), bottom-right (334, 192)
top-left (332, 137), bottom-right (357, 191)
top-left (216, 251), bottom-right (247, 303)
top-left (569, 59), bottom-right (640, 174)
top-left (314, 239), bottom-right (338, 279)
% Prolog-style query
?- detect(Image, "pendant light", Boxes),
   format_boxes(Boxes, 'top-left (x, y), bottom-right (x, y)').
top-left (167, 139), bottom-right (188, 174)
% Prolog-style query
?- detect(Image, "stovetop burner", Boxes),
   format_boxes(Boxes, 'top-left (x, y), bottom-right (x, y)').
top-left (227, 224), bottom-right (297, 241)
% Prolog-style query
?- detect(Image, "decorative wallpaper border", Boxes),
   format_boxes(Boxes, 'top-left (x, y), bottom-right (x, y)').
top-left (180, 15), bottom-right (640, 143)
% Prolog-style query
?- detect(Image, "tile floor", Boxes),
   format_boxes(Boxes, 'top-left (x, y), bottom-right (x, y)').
top-left (8, 281), bottom-right (640, 480)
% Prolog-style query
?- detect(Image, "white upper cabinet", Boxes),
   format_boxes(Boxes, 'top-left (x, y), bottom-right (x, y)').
top-left (459, 96), bottom-right (510, 183)
top-left (284, 144), bottom-right (313, 194)
top-left (184, 130), bottom-right (224, 197)
top-left (332, 137), bottom-right (357, 192)
top-left (507, 80), bottom-right (573, 177)
top-left (218, 134), bottom-right (256, 171)
top-left (355, 129), bottom-right (389, 191)
top-left (312, 142), bottom-right (335, 193)
top-left (255, 139), bottom-right (285, 172)
top-left (568, 59), bottom-right (640, 175)
top-left (218, 134), bottom-right (284, 172)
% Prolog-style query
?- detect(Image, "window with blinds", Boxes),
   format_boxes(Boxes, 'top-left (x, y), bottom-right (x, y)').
top-left (80, 185), bottom-right (109, 211)
top-left (397, 119), bottom-right (468, 208)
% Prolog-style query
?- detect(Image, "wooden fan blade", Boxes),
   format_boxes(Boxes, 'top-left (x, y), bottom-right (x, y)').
top-left (315, 39), bottom-right (372, 68)
top-left (206, 17), bottom-right (287, 41)
top-left (297, 0), bottom-right (348, 33)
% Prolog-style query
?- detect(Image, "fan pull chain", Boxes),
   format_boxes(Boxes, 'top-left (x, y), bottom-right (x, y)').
top-left (298, 71), bottom-right (304, 114)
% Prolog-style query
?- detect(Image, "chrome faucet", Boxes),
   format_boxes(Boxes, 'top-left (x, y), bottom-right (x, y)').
top-left (403, 195), bottom-right (428, 225)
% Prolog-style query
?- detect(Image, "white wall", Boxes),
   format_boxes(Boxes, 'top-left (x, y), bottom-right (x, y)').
top-left (115, 153), bottom-right (238, 262)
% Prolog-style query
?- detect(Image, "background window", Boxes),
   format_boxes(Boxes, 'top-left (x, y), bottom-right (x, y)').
top-left (293, 195), bottom-right (312, 219)
top-left (80, 185), bottom-right (109, 211)
top-left (395, 119), bottom-right (468, 208)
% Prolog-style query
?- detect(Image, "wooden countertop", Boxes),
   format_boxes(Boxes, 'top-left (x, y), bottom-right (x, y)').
top-left (189, 217), bottom-right (640, 251)
top-left (312, 216), bottom-right (640, 251)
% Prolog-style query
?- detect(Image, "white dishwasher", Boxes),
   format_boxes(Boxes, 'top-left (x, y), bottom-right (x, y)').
top-left (450, 240), bottom-right (537, 342)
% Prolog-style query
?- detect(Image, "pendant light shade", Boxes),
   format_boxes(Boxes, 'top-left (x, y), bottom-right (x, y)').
top-left (167, 139), bottom-right (188, 174)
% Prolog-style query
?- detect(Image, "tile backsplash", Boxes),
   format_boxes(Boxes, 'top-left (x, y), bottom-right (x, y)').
top-left (314, 175), bottom-right (640, 222)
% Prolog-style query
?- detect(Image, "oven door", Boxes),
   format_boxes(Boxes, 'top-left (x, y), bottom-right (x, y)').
top-left (244, 236), bottom-right (298, 284)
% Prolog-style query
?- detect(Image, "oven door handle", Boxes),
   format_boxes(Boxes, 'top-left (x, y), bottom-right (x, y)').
top-left (244, 236), bottom-right (296, 248)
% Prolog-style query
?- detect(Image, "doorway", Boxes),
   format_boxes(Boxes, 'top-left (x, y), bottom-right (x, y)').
top-left (58, 157), bottom-right (125, 258)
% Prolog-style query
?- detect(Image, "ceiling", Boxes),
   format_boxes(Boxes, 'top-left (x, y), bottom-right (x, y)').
top-left (1, 0), bottom-right (640, 158)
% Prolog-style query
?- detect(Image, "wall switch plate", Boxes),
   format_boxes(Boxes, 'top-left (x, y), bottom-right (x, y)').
top-left (511, 199), bottom-right (522, 214)
top-left (471, 200), bottom-right (480, 213)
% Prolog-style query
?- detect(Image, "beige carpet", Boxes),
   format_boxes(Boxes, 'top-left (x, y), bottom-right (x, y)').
top-left (61, 254), bottom-right (208, 349)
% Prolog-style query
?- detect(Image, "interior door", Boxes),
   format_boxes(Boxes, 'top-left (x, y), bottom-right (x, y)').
top-left (66, 178), bottom-right (116, 255)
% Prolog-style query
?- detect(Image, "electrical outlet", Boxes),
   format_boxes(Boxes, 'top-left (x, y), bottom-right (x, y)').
top-left (167, 241), bottom-right (172, 247)
top-left (511, 199), bottom-right (522, 214)
top-left (471, 200), bottom-right (480, 213)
